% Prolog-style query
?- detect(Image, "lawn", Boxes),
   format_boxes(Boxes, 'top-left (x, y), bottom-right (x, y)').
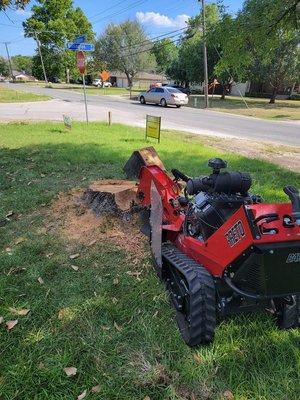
top-left (0, 122), bottom-right (299, 400)
top-left (188, 95), bottom-right (300, 121)
top-left (0, 84), bottom-right (50, 103)
top-left (39, 83), bottom-right (146, 96)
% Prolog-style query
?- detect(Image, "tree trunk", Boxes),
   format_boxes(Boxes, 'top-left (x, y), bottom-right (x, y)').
top-left (220, 85), bottom-right (227, 100)
top-left (269, 86), bottom-right (278, 104)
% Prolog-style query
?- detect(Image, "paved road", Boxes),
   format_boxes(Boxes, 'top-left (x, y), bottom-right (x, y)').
top-left (1, 83), bottom-right (299, 147)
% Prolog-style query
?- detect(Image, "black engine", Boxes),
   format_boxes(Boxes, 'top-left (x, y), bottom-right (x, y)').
top-left (176, 158), bottom-right (261, 241)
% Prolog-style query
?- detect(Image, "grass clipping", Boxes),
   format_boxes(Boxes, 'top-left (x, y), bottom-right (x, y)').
top-left (49, 180), bottom-right (149, 260)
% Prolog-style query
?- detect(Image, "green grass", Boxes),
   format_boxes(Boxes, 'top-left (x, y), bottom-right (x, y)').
top-left (188, 95), bottom-right (300, 121)
top-left (0, 85), bottom-right (50, 103)
top-left (0, 122), bottom-right (299, 400)
top-left (39, 83), bottom-right (146, 96)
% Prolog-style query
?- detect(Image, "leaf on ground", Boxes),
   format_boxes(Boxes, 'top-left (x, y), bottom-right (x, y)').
top-left (6, 320), bottom-right (18, 330)
top-left (193, 353), bottom-right (203, 364)
top-left (223, 390), bottom-right (234, 400)
top-left (112, 297), bottom-right (118, 304)
top-left (70, 253), bottom-right (80, 260)
top-left (0, 316), bottom-right (4, 324)
top-left (15, 237), bottom-right (26, 245)
top-left (143, 397), bottom-right (151, 400)
top-left (5, 247), bottom-right (12, 254)
top-left (114, 322), bottom-right (123, 332)
top-left (91, 385), bottom-right (101, 393)
top-left (9, 308), bottom-right (30, 316)
top-left (113, 278), bottom-right (119, 285)
top-left (38, 277), bottom-right (44, 285)
top-left (63, 366), bottom-right (77, 377)
top-left (46, 252), bottom-right (54, 258)
top-left (77, 390), bottom-right (87, 400)
top-left (70, 265), bottom-right (79, 271)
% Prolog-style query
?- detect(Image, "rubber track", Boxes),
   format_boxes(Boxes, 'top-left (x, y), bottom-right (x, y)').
top-left (162, 243), bottom-right (216, 346)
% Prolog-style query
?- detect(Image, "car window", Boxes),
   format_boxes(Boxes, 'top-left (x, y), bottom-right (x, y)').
top-left (149, 88), bottom-right (157, 92)
top-left (166, 88), bottom-right (182, 93)
top-left (155, 88), bottom-right (164, 93)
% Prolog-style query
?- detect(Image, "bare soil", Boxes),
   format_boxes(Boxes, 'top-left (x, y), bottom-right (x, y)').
top-left (48, 186), bottom-right (149, 261)
top-left (195, 135), bottom-right (300, 172)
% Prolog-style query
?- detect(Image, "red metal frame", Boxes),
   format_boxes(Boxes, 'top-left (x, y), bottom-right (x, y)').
top-left (137, 166), bottom-right (300, 277)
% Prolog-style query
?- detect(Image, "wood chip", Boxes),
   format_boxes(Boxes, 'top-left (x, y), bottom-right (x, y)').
top-left (91, 385), bottom-right (101, 393)
top-left (63, 366), bottom-right (77, 377)
top-left (6, 211), bottom-right (14, 218)
top-left (6, 319), bottom-right (18, 330)
top-left (70, 253), bottom-right (80, 260)
top-left (70, 265), bottom-right (79, 271)
top-left (87, 240), bottom-right (97, 246)
top-left (77, 390), bottom-right (87, 400)
top-left (38, 277), bottom-right (44, 285)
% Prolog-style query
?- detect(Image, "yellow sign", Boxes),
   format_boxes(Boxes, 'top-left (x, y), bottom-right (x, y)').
top-left (146, 115), bottom-right (161, 143)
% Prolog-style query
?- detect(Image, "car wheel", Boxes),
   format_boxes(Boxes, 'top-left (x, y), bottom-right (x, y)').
top-left (140, 96), bottom-right (146, 104)
top-left (160, 98), bottom-right (167, 107)
top-left (176, 105), bottom-right (181, 108)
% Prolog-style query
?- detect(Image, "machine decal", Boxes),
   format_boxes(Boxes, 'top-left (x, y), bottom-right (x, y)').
top-left (286, 253), bottom-right (300, 263)
top-left (225, 220), bottom-right (245, 247)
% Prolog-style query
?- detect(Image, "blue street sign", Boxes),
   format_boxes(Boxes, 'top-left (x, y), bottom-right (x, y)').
top-left (78, 43), bottom-right (95, 52)
top-left (74, 35), bottom-right (86, 44)
top-left (67, 42), bottom-right (80, 51)
top-left (67, 42), bottom-right (94, 52)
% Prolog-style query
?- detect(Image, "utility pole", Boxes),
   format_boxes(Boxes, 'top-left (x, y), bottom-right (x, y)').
top-left (4, 42), bottom-right (14, 81)
top-left (34, 31), bottom-right (48, 84)
top-left (200, 0), bottom-right (209, 108)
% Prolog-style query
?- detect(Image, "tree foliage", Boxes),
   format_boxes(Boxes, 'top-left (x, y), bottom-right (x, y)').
top-left (23, 0), bottom-right (94, 81)
top-left (0, 0), bottom-right (29, 10)
top-left (0, 56), bottom-right (9, 76)
top-left (151, 38), bottom-right (178, 74)
top-left (214, 0), bottom-right (299, 102)
top-left (11, 55), bottom-right (33, 74)
top-left (94, 20), bottom-right (156, 87)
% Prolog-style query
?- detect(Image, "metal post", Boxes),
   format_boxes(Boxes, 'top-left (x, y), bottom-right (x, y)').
top-left (200, 0), bottom-right (209, 108)
top-left (82, 74), bottom-right (89, 124)
top-left (34, 31), bottom-right (48, 84)
top-left (4, 42), bottom-right (14, 81)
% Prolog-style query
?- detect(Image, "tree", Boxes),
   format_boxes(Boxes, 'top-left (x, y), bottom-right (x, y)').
top-left (94, 20), bottom-right (156, 87)
top-left (11, 55), bottom-right (33, 74)
top-left (151, 38), bottom-right (178, 74)
top-left (213, 0), bottom-right (299, 103)
top-left (166, 3), bottom-right (221, 87)
top-left (0, 0), bottom-right (29, 10)
top-left (23, 0), bottom-right (94, 81)
top-left (0, 56), bottom-right (9, 76)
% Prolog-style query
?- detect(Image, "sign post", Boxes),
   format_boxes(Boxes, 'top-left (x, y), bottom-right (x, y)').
top-left (76, 50), bottom-right (88, 124)
top-left (146, 115), bottom-right (161, 143)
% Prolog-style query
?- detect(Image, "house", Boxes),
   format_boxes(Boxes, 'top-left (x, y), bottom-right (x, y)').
top-left (12, 70), bottom-right (37, 82)
top-left (109, 71), bottom-right (173, 88)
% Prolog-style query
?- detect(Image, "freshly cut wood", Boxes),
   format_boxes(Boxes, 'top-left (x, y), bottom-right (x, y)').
top-left (123, 146), bottom-right (166, 178)
top-left (82, 179), bottom-right (137, 216)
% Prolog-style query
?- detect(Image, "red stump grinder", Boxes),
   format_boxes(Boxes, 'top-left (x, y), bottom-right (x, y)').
top-left (124, 148), bottom-right (300, 347)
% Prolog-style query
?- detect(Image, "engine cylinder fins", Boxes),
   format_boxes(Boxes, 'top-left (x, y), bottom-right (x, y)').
top-left (161, 243), bottom-right (216, 347)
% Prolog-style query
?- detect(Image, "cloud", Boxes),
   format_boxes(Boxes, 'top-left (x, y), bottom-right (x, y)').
top-left (136, 11), bottom-right (189, 28)
top-left (16, 9), bottom-right (32, 17)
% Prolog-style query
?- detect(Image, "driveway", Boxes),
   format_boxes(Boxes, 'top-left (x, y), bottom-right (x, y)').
top-left (1, 83), bottom-right (299, 147)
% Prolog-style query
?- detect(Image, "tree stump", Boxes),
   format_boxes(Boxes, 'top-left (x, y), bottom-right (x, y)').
top-left (82, 180), bottom-right (138, 218)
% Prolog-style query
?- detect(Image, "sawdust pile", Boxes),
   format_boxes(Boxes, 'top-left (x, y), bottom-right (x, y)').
top-left (49, 183), bottom-right (149, 259)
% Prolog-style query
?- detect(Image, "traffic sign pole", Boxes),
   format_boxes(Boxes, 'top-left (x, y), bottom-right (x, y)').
top-left (82, 74), bottom-right (89, 124)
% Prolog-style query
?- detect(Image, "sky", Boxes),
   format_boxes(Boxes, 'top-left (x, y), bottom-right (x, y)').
top-left (0, 0), bottom-right (243, 57)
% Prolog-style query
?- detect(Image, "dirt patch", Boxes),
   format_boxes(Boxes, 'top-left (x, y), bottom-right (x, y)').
top-left (193, 135), bottom-right (300, 172)
top-left (48, 185), bottom-right (148, 260)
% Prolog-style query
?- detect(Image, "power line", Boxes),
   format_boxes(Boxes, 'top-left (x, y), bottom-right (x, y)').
top-left (92, 0), bottom-right (149, 25)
